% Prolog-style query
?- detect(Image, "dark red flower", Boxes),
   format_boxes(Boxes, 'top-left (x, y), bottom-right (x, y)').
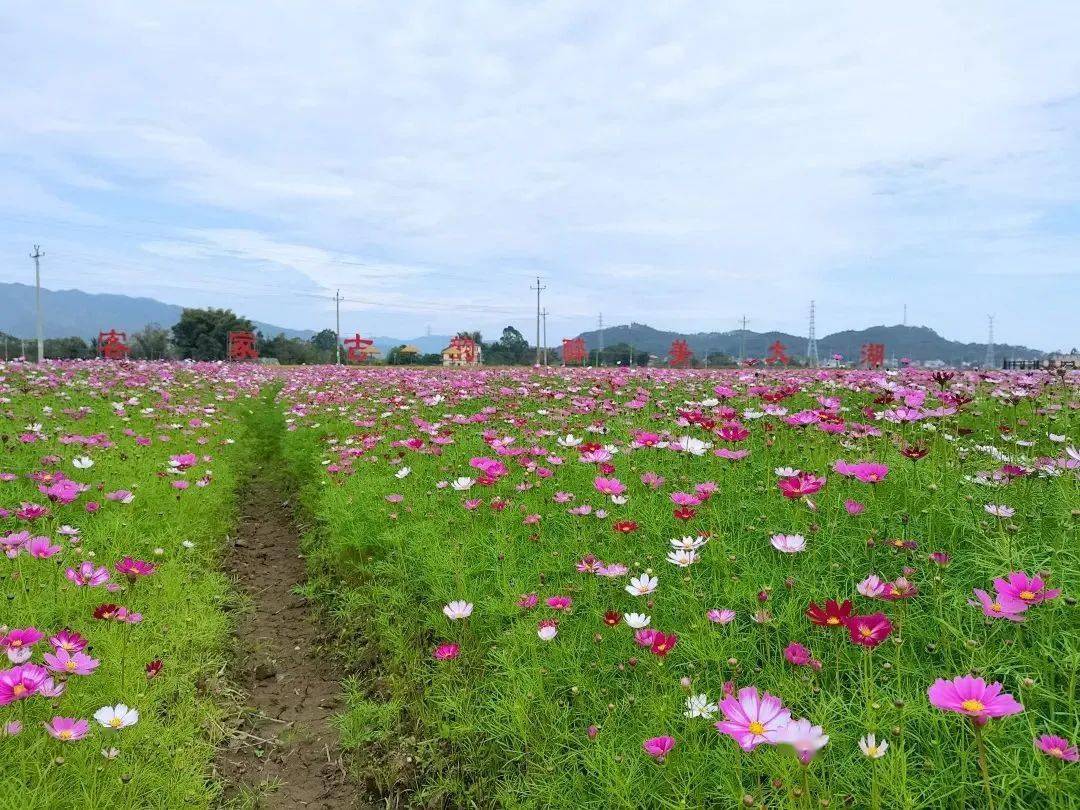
top-left (92, 603), bottom-right (121, 621)
top-left (649, 632), bottom-right (677, 657)
top-left (145, 659), bottom-right (163, 679)
top-left (603, 611), bottom-right (621, 627)
top-left (613, 520), bottom-right (638, 534)
top-left (673, 506), bottom-right (696, 520)
top-left (805, 599), bottom-right (853, 628)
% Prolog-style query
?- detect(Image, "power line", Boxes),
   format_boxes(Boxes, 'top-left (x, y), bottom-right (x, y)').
top-left (738, 315), bottom-right (749, 363)
top-left (806, 300), bottom-right (819, 368)
top-left (541, 307), bottom-right (548, 366)
top-left (597, 313), bottom-right (604, 367)
top-left (985, 315), bottom-right (995, 369)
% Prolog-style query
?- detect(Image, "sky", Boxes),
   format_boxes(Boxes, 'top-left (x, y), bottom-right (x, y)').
top-left (2, 2), bottom-right (1079, 350)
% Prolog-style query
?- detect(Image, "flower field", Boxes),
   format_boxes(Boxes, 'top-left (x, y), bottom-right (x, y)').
top-left (2, 360), bottom-right (1078, 808)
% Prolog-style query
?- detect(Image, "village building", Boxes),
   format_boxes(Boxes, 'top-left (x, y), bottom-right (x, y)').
top-left (441, 337), bottom-right (483, 367)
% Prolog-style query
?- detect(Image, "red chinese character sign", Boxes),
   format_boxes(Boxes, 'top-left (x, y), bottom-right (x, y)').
top-left (766, 340), bottom-right (790, 365)
top-left (860, 343), bottom-right (885, 369)
top-left (98, 330), bottom-right (130, 360)
top-left (669, 339), bottom-right (693, 368)
top-left (343, 333), bottom-right (374, 363)
top-left (562, 337), bottom-right (586, 365)
top-left (227, 331), bottom-right (259, 361)
top-left (450, 336), bottom-right (478, 364)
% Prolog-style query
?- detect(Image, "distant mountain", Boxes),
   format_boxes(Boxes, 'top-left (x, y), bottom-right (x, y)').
top-left (370, 335), bottom-right (455, 355)
top-left (0, 283), bottom-right (313, 340)
top-left (576, 322), bottom-right (1044, 365)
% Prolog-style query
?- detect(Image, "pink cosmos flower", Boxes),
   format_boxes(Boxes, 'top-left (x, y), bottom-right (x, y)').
top-left (1035, 734), bottom-right (1079, 762)
top-left (773, 718), bottom-right (829, 764)
top-left (670, 492), bottom-right (701, 507)
top-left (844, 500), bottom-right (865, 515)
top-left (970, 589), bottom-right (1028, 622)
top-left (848, 613), bottom-right (893, 647)
top-left (49, 629), bottom-right (89, 653)
top-left (432, 643), bottom-right (460, 660)
top-left (770, 534), bottom-right (806, 553)
top-left (65, 562), bottom-right (111, 587)
top-left (0, 663), bottom-right (48, 705)
top-left (43, 648), bottom-right (100, 676)
top-left (784, 642), bottom-right (813, 666)
top-left (114, 557), bottom-right (156, 580)
top-left (642, 736), bottom-right (675, 762)
top-left (850, 462), bottom-right (889, 484)
top-left (44, 716), bottom-right (89, 742)
top-left (593, 476), bottom-right (626, 496)
top-left (992, 571), bottom-right (1060, 606)
top-left (857, 575), bottom-right (886, 598)
top-left (928, 675), bottom-right (1023, 723)
top-left (715, 686), bottom-right (792, 750)
top-left (27, 536), bottom-right (62, 558)
top-left (546, 596), bottom-right (572, 610)
top-left (640, 472), bottom-right (665, 489)
top-left (537, 619), bottom-right (559, 640)
top-left (516, 593), bottom-right (539, 609)
top-left (707, 609), bottom-right (736, 625)
top-left (778, 472), bottom-right (825, 499)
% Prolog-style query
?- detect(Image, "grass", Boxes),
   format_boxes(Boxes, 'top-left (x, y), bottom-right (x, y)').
top-left (277, 365), bottom-right (1079, 809)
top-left (0, 361), bottom-right (266, 809)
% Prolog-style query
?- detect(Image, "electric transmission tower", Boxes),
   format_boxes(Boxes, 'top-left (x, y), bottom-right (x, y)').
top-left (806, 300), bottom-right (819, 367)
top-left (738, 315), bottom-right (749, 363)
top-left (531, 277), bottom-right (547, 365)
top-left (597, 313), bottom-right (604, 366)
top-left (984, 315), bottom-right (995, 369)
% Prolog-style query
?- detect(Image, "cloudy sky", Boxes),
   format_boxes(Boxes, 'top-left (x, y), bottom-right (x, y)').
top-left (2, 2), bottom-right (1079, 349)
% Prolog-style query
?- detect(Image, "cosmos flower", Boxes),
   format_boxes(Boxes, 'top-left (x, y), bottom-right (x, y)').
top-left (442, 601), bottom-right (474, 620)
top-left (927, 676), bottom-right (1022, 723)
top-left (94, 704), bottom-right (140, 730)
top-left (847, 614), bottom-right (893, 647)
top-left (44, 716), bottom-right (89, 742)
top-left (970, 589), bottom-right (1028, 622)
top-left (859, 733), bottom-right (888, 759)
top-left (806, 599), bottom-right (853, 628)
top-left (43, 648), bottom-right (100, 676)
top-left (642, 736), bottom-right (675, 761)
top-left (432, 643), bottom-right (460, 660)
top-left (992, 571), bottom-right (1060, 606)
top-left (715, 686), bottom-right (791, 751)
top-left (66, 562), bottom-right (110, 587)
top-left (537, 619), bottom-right (559, 641)
top-left (624, 613), bottom-right (651, 629)
top-left (625, 574), bottom-right (658, 597)
top-left (770, 534), bottom-right (806, 553)
top-left (1034, 734), bottom-right (1079, 762)
top-left (666, 549), bottom-right (699, 567)
top-left (707, 609), bottom-right (736, 625)
top-left (685, 694), bottom-right (719, 719)
top-left (773, 718), bottom-right (829, 764)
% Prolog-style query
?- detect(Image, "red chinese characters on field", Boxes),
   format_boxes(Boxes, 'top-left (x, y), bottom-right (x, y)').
top-left (669, 339), bottom-right (693, 368)
top-left (562, 337), bottom-right (586, 365)
top-left (227, 331), bottom-right (259, 361)
top-left (343, 334), bottom-right (374, 363)
top-left (449, 336), bottom-right (478, 364)
top-left (861, 342), bottom-right (886, 369)
top-left (766, 340), bottom-right (790, 365)
top-left (98, 330), bottom-right (130, 359)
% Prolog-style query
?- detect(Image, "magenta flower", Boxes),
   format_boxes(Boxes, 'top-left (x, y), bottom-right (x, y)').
top-left (593, 476), bottom-right (626, 496)
top-left (49, 629), bottom-right (89, 653)
top-left (777, 472), bottom-right (826, 499)
top-left (43, 648), bottom-right (100, 676)
top-left (44, 716), bottom-right (89, 742)
top-left (27, 536), bottom-right (62, 558)
top-left (545, 596), bottom-right (572, 610)
top-left (516, 593), bottom-right (539, 609)
top-left (432, 643), bottom-right (460, 661)
top-left (784, 642), bottom-right (813, 666)
top-left (642, 736), bottom-right (675, 762)
top-left (65, 562), bottom-right (111, 587)
top-left (848, 613), bottom-right (893, 647)
top-left (970, 589), bottom-right (1027, 622)
top-left (114, 556), bottom-right (156, 580)
top-left (844, 499), bottom-right (865, 515)
top-left (0, 663), bottom-right (48, 705)
top-left (850, 462), bottom-right (889, 484)
top-left (928, 675), bottom-right (1023, 723)
top-left (993, 571), bottom-right (1060, 606)
top-left (715, 686), bottom-right (791, 750)
top-left (1, 628), bottom-right (44, 664)
top-left (1035, 734), bottom-right (1079, 762)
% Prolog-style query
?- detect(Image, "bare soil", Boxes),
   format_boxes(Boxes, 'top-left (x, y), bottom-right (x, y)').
top-left (215, 474), bottom-right (356, 808)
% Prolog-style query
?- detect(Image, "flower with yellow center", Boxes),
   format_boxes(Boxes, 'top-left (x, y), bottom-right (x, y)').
top-left (748, 721), bottom-right (766, 735)
top-left (961, 699), bottom-right (985, 713)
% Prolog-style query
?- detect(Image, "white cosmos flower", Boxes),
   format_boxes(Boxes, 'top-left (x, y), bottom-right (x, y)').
top-left (684, 694), bottom-right (718, 719)
top-left (670, 535), bottom-right (708, 550)
top-left (770, 534), bottom-right (806, 553)
top-left (450, 477), bottom-right (475, 491)
top-left (774, 466), bottom-right (801, 477)
top-left (672, 436), bottom-right (711, 455)
top-left (94, 704), bottom-right (139, 730)
top-left (625, 574), bottom-right (658, 597)
top-left (623, 613), bottom-right (651, 629)
top-left (610, 495), bottom-right (628, 505)
top-left (666, 549), bottom-right (699, 567)
top-left (1047, 433), bottom-right (1065, 443)
top-left (537, 622), bottom-right (558, 641)
top-left (859, 733), bottom-right (888, 759)
top-left (72, 456), bottom-right (94, 469)
top-left (394, 467), bottom-right (411, 479)
top-left (442, 600), bottom-right (474, 620)
top-left (557, 434), bottom-right (582, 447)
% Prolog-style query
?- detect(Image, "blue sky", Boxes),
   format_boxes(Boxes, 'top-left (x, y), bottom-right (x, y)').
top-left (2, 2), bottom-right (1078, 349)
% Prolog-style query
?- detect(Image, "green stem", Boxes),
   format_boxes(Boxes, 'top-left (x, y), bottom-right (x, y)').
top-left (973, 721), bottom-right (995, 810)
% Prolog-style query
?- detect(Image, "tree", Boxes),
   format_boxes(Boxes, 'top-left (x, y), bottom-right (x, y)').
top-left (131, 323), bottom-right (172, 360)
top-left (171, 308), bottom-right (255, 360)
top-left (484, 326), bottom-right (529, 365)
top-left (599, 342), bottom-right (648, 367)
top-left (311, 329), bottom-right (338, 353)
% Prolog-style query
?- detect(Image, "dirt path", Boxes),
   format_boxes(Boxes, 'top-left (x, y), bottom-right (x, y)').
top-left (215, 468), bottom-right (355, 808)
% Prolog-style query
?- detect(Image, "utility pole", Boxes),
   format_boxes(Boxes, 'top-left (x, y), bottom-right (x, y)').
top-left (738, 316), bottom-right (749, 364)
top-left (541, 308), bottom-right (548, 365)
top-left (31, 245), bottom-right (44, 363)
top-left (985, 315), bottom-right (995, 369)
top-left (903, 303), bottom-right (907, 327)
top-left (334, 289), bottom-right (342, 364)
top-left (597, 313), bottom-right (604, 366)
top-left (806, 300), bottom-right (819, 368)
top-left (530, 276), bottom-right (546, 365)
